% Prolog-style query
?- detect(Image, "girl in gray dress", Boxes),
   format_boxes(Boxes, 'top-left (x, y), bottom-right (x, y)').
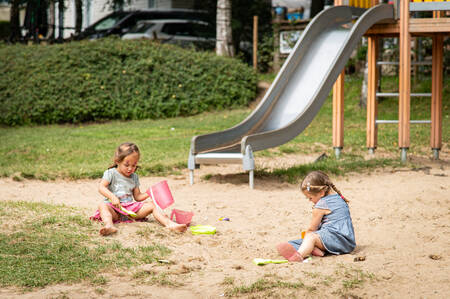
top-left (92, 142), bottom-right (187, 236)
top-left (277, 171), bottom-right (355, 262)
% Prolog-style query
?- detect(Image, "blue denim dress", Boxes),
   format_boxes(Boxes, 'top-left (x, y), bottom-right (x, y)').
top-left (288, 194), bottom-right (356, 255)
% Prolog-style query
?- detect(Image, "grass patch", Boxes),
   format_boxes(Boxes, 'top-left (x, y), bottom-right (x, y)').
top-left (0, 201), bottom-right (170, 289)
top-left (225, 278), bottom-right (306, 296)
top-left (256, 155), bottom-right (403, 184)
top-left (224, 265), bottom-right (377, 297)
top-left (132, 271), bottom-right (183, 287)
top-left (0, 109), bottom-right (249, 180)
top-left (0, 75), bottom-right (448, 181)
top-left (222, 275), bottom-right (316, 298)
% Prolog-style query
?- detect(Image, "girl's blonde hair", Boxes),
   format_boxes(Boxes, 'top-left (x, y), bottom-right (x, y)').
top-left (109, 142), bottom-right (140, 169)
top-left (300, 170), bottom-right (348, 203)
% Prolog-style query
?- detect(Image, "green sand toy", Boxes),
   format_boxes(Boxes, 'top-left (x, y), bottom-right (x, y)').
top-left (253, 258), bottom-right (288, 266)
top-left (119, 206), bottom-right (137, 218)
top-left (190, 225), bottom-right (216, 235)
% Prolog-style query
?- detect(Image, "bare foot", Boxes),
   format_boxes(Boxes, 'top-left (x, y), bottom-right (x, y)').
top-left (276, 242), bottom-right (303, 262)
top-left (167, 222), bottom-right (187, 233)
top-left (311, 247), bottom-right (325, 257)
top-left (99, 225), bottom-right (118, 236)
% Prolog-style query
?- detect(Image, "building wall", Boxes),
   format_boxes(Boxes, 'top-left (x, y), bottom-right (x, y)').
top-left (0, 5), bottom-right (9, 21)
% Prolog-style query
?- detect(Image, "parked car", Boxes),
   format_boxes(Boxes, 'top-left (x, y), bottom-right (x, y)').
top-left (74, 9), bottom-right (210, 40)
top-left (122, 19), bottom-right (215, 50)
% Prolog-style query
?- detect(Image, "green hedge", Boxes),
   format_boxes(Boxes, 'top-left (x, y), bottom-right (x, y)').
top-left (0, 38), bottom-right (257, 125)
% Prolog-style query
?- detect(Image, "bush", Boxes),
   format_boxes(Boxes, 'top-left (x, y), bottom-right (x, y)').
top-left (0, 38), bottom-right (257, 126)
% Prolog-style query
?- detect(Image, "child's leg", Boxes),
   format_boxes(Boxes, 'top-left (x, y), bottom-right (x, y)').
top-left (298, 233), bottom-right (326, 258)
top-left (98, 202), bottom-right (119, 236)
top-left (136, 202), bottom-right (187, 233)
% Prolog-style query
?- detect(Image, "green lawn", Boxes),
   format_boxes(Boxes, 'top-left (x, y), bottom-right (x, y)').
top-left (0, 75), bottom-right (448, 181)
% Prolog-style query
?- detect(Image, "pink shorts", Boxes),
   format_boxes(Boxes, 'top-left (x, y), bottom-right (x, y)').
top-left (90, 202), bottom-right (147, 223)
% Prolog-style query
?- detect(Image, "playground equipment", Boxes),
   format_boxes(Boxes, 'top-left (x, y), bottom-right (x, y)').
top-left (188, 1), bottom-right (448, 188)
top-left (361, 0), bottom-right (448, 161)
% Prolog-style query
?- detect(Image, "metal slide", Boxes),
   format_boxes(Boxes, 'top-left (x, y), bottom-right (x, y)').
top-left (188, 4), bottom-right (394, 188)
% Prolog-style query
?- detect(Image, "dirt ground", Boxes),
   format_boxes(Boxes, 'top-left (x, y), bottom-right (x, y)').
top-left (0, 151), bottom-right (449, 298)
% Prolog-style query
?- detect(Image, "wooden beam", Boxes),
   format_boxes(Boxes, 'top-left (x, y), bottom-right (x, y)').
top-left (366, 36), bottom-right (378, 150)
top-left (366, 18), bottom-right (450, 35)
top-left (399, 0), bottom-right (411, 150)
top-left (332, 0), bottom-right (345, 155)
top-left (431, 34), bottom-right (443, 151)
top-left (333, 70), bottom-right (345, 151)
top-left (253, 16), bottom-right (258, 71)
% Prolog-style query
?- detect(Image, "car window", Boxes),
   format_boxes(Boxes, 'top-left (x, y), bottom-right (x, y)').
top-left (162, 23), bottom-right (191, 36)
top-left (94, 16), bottom-right (123, 31)
top-left (129, 22), bottom-right (156, 34)
top-left (191, 23), bottom-right (215, 38)
top-left (161, 22), bottom-right (214, 38)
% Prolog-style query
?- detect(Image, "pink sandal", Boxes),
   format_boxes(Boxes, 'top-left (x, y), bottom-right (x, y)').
top-left (276, 242), bottom-right (303, 262)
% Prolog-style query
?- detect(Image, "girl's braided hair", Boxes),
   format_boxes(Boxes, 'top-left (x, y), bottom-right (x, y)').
top-left (108, 142), bottom-right (140, 169)
top-left (300, 170), bottom-right (349, 203)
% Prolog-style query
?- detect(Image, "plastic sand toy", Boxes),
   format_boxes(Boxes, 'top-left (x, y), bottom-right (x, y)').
top-left (190, 225), bottom-right (216, 235)
top-left (119, 206), bottom-right (137, 218)
top-left (253, 258), bottom-right (288, 266)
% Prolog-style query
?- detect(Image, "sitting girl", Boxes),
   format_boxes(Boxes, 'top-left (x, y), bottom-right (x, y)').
top-left (91, 142), bottom-right (186, 235)
top-left (277, 171), bottom-right (355, 261)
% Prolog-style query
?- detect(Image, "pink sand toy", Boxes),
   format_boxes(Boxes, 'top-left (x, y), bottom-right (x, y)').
top-left (170, 209), bottom-right (194, 225)
top-left (146, 180), bottom-right (174, 209)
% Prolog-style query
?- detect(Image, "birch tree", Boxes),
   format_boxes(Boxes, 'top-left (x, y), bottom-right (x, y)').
top-left (216, 0), bottom-right (234, 57)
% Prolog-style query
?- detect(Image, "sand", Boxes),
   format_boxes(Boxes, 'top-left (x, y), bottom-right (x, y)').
top-left (0, 152), bottom-right (449, 298)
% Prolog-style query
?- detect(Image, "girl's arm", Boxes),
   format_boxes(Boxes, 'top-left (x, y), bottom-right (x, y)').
top-left (306, 208), bottom-right (330, 233)
top-left (133, 187), bottom-right (150, 202)
top-left (98, 179), bottom-right (121, 208)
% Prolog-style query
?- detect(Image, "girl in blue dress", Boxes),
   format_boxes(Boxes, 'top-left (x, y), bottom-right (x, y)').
top-left (277, 171), bottom-right (356, 262)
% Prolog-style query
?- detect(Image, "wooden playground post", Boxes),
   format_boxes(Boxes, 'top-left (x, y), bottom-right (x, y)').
top-left (253, 16), bottom-right (258, 71)
top-left (366, 35), bottom-right (378, 153)
top-left (431, 33), bottom-right (443, 159)
top-left (398, 0), bottom-right (411, 162)
top-left (332, 0), bottom-right (345, 158)
top-left (333, 71), bottom-right (345, 158)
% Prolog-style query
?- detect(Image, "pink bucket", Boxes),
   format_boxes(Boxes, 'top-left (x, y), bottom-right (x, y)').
top-left (146, 180), bottom-right (174, 209)
top-left (170, 209), bottom-right (194, 225)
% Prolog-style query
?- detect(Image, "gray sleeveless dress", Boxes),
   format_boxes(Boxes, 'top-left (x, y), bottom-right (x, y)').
top-left (288, 194), bottom-right (356, 255)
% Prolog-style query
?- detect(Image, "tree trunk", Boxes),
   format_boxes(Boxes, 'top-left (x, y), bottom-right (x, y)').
top-left (75, 0), bottom-right (83, 34)
top-left (216, 0), bottom-right (234, 57)
top-left (9, 0), bottom-right (21, 42)
top-left (46, 1), bottom-right (55, 39)
top-left (58, 0), bottom-right (64, 40)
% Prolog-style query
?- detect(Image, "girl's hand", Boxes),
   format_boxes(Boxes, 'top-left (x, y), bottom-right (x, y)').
top-left (111, 196), bottom-right (121, 209)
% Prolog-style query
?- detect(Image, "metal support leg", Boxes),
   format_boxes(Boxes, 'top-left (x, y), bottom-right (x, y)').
top-left (243, 145), bottom-right (255, 189)
top-left (188, 148), bottom-right (196, 185)
top-left (368, 148), bottom-right (375, 155)
top-left (334, 147), bottom-right (342, 159)
top-left (400, 148), bottom-right (408, 162)
top-left (189, 170), bottom-right (194, 185)
top-left (432, 148), bottom-right (440, 160)
top-left (249, 170), bottom-right (254, 189)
